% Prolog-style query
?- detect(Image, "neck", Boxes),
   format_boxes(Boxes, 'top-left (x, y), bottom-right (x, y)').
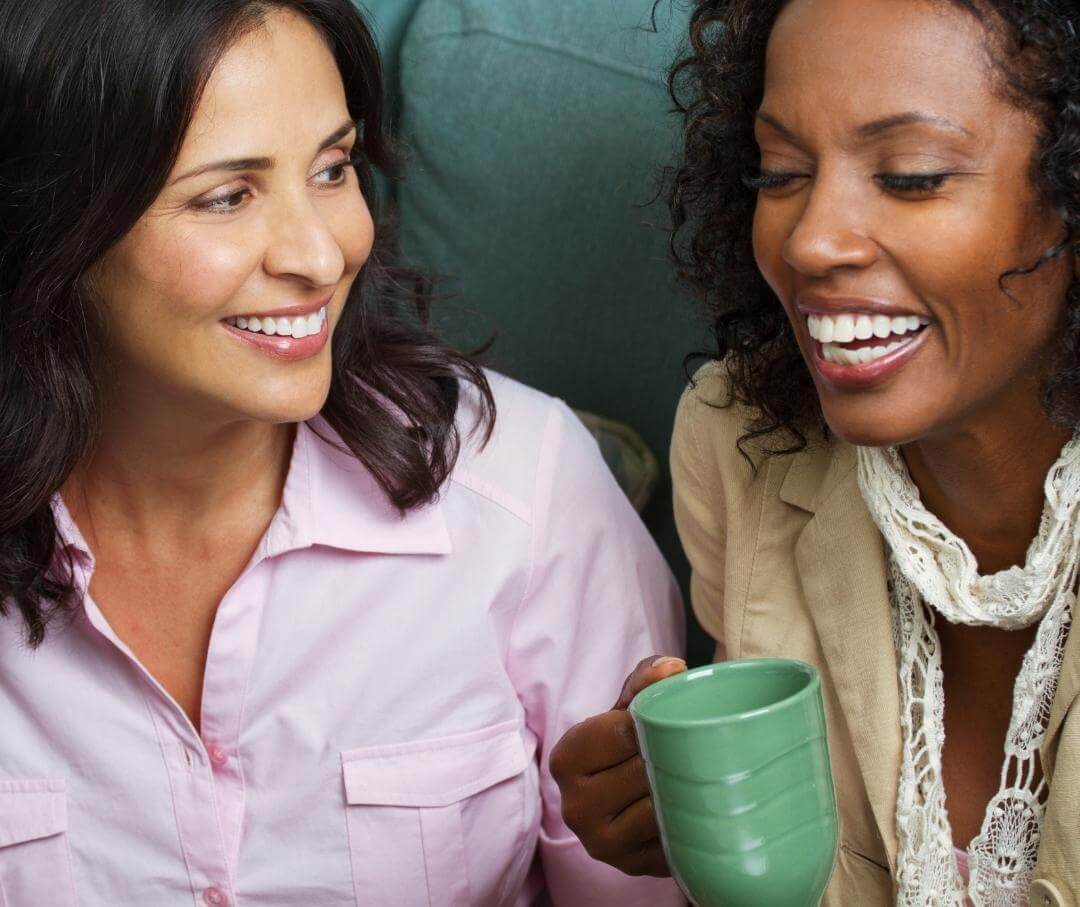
top-left (900, 382), bottom-right (1071, 575)
top-left (63, 380), bottom-right (295, 549)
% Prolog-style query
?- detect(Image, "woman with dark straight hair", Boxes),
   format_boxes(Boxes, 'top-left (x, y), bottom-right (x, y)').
top-left (0, 1), bottom-right (683, 903)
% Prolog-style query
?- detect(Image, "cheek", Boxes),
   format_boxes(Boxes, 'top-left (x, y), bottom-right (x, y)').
top-left (120, 224), bottom-right (259, 326)
top-left (752, 201), bottom-right (794, 303)
top-left (329, 195), bottom-right (375, 275)
top-left (894, 209), bottom-right (1068, 358)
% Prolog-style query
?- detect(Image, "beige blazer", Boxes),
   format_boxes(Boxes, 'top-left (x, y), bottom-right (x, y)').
top-left (671, 363), bottom-right (1080, 907)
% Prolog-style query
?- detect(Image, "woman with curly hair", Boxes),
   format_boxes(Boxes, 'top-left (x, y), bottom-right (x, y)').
top-left (552, 0), bottom-right (1080, 903)
top-left (0, 1), bottom-right (685, 903)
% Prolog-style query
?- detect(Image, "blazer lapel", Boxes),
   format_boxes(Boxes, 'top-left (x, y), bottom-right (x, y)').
top-left (1042, 613), bottom-right (1080, 774)
top-left (784, 442), bottom-right (903, 869)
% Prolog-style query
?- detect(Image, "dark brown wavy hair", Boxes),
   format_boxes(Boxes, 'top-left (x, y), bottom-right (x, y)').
top-left (668, 0), bottom-right (1080, 456)
top-left (0, 0), bottom-right (494, 646)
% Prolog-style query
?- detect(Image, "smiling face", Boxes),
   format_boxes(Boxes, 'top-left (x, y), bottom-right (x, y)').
top-left (752, 0), bottom-right (1073, 447)
top-left (89, 6), bottom-right (374, 426)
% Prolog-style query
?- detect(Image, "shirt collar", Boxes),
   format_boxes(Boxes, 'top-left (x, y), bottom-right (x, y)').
top-left (51, 493), bottom-right (94, 572)
top-left (277, 418), bottom-right (452, 558)
top-left (51, 419), bottom-right (453, 565)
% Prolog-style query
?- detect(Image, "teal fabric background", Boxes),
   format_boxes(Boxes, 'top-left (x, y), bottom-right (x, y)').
top-left (356, 0), bottom-right (425, 113)
top-left (360, 0), bottom-right (712, 665)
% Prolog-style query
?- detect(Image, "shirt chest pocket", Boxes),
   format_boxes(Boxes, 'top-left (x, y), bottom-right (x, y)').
top-left (0, 781), bottom-right (78, 907)
top-left (341, 720), bottom-right (531, 907)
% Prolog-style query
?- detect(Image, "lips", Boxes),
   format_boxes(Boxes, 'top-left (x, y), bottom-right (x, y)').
top-left (221, 310), bottom-right (329, 362)
top-left (810, 319), bottom-right (932, 387)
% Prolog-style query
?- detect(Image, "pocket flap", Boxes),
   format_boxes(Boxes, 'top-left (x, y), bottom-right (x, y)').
top-left (0, 780), bottom-right (68, 848)
top-left (342, 720), bottom-right (528, 808)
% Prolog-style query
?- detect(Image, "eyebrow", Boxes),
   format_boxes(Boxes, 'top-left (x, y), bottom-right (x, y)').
top-left (169, 119), bottom-right (357, 185)
top-left (856, 112), bottom-right (975, 139)
top-left (755, 110), bottom-right (975, 142)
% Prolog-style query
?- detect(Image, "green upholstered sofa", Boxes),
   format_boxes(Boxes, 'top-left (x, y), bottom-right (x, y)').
top-left (359, 0), bottom-right (712, 665)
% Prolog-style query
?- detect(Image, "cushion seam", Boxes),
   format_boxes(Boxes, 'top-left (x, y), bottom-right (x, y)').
top-left (403, 27), bottom-right (667, 86)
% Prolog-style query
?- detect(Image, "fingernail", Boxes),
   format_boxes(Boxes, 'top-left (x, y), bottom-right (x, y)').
top-left (651, 656), bottom-right (686, 668)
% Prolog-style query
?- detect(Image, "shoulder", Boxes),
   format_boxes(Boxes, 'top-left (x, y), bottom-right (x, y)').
top-left (450, 370), bottom-right (608, 527)
top-left (672, 361), bottom-right (756, 476)
top-left (673, 362), bottom-right (833, 485)
top-left (672, 360), bottom-right (836, 503)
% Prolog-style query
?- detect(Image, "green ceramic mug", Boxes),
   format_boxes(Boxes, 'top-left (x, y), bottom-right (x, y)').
top-left (629, 658), bottom-right (838, 907)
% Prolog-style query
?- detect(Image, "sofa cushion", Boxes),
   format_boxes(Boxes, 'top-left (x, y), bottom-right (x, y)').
top-left (395, 0), bottom-right (707, 657)
top-left (356, 0), bottom-right (426, 114)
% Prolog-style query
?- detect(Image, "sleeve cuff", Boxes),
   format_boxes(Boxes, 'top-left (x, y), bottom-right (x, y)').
top-left (539, 830), bottom-right (686, 907)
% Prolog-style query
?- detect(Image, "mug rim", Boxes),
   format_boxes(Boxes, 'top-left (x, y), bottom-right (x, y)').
top-left (629, 657), bottom-right (821, 728)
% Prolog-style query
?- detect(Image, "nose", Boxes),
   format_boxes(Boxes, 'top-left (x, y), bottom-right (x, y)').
top-left (781, 173), bottom-right (879, 277)
top-left (263, 194), bottom-right (346, 288)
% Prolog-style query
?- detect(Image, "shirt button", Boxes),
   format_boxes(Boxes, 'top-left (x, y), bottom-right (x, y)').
top-left (202, 886), bottom-right (228, 906)
top-left (206, 742), bottom-right (229, 769)
top-left (1028, 879), bottom-right (1065, 907)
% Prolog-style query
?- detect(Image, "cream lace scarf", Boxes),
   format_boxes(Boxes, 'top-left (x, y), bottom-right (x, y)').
top-left (855, 441), bottom-right (1078, 906)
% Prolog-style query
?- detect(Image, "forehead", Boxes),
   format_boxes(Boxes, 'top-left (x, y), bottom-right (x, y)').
top-left (763, 0), bottom-right (996, 133)
top-left (178, 8), bottom-right (348, 161)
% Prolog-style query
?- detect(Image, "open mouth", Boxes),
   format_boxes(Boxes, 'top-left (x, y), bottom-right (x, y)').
top-left (807, 312), bottom-right (930, 366)
top-left (223, 306), bottom-right (327, 340)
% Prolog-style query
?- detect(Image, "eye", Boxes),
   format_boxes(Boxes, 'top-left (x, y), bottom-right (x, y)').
top-left (312, 155), bottom-right (357, 187)
top-left (193, 187), bottom-right (250, 213)
top-left (876, 172), bottom-right (952, 195)
top-left (743, 170), bottom-right (808, 193)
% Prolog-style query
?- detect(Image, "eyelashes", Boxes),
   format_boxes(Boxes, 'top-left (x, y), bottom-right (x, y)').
top-left (876, 172), bottom-right (950, 193)
top-left (743, 169), bottom-right (954, 196)
top-left (742, 171), bottom-right (800, 192)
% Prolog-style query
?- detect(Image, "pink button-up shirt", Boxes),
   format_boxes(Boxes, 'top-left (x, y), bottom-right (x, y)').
top-left (0, 374), bottom-right (685, 906)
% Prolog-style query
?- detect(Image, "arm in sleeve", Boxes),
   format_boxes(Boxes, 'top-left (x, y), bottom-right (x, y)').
top-left (671, 370), bottom-right (729, 660)
top-left (507, 401), bottom-right (686, 906)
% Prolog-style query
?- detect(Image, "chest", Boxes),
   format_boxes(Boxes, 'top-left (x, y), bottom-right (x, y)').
top-left (0, 550), bottom-right (536, 907)
top-left (87, 549), bottom-right (251, 730)
top-left (937, 623), bottom-right (1041, 848)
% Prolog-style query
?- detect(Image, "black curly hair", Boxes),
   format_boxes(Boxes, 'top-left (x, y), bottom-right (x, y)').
top-left (668, 0), bottom-right (1080, 456)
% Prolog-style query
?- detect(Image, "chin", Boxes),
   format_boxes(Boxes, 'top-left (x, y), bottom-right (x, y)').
top-left (222, 374), bottom-right (332, 426)
top-left (819, 403), bottom-right (926, 450)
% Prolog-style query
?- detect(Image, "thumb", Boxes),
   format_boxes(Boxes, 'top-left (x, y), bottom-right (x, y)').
top-left (613, 655), bottom-right (687, 710)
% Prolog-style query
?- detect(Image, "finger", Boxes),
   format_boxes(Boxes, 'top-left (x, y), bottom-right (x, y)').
top-left (576, 793), bottom-right (666, 874)
top-left (617, 838), bottom-right (672, 878)
top-left (613, 655), bottom-right (687, 710)
top-left (608, 798), bottom-right (669, 877)
top-left (609, 789), bottom-right (660, 843)
top-left (552, 710), bottom-right (640, 779)
top-left (593, 754), bottom-right (652, 810)
top-left (565, 754), bottom-right (652, 824)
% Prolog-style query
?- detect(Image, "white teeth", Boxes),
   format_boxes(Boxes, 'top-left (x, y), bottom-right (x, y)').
top-left (807, 312), bottom-right (929, 343)
top-left (819, 337), bottom-right (913, 366)
top-left (225, 306), bottom-right (328, 338)
top-left (833, 314), bottom-right (856, 343)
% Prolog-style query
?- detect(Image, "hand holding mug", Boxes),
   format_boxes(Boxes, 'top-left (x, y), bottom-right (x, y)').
top-left (630, 659), bottom-right (839, 907)
top-left (549, 655), bottom-right (687, 877)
